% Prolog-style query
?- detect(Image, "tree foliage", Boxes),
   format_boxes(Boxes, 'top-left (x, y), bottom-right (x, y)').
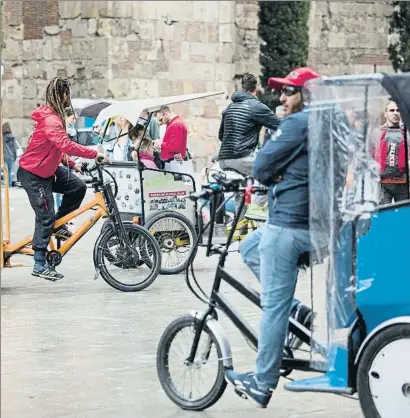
top-left (388, 1), bottom-right (410, 72)
top-left (258, 1), bottom-right (310, 109)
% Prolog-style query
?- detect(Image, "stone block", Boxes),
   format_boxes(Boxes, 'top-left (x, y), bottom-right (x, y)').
top-left (4, 0), bottom-right (23, 26)
top-left (216, 43), bottom-right (235, 63)
top-left (71, 39), bottom-right (96, 60)
top-left (3, 39), bottom-right (23, 61)
top-left (170, 102), bottom-right (189, 119)
top-left (104, 78), bottom-right (130, 99)
top-left (192, 81), bottom-right (214, 94)
top-left (36, 80), bottom-right (50, 99)
top-left (328, 32), bottom-right (346, 48)
top-left (184, 23), bottom-right (205, 42)
top-left (23, 99), bottom-right (40, 117)
top-left (87, 19), bottom-right (98, 36)
top-left (97, 19), bottom-right (115, 37)
top-left (44, 25), bottom-right (61, 36)
top-left (163, 41), bottom-right (182, 61)
top-left (22, 79), bottom-right (37, 99)
top-left (81, 1), bottom-right (101, 18)
top-left (193, 2), bottom-right (219, 23)
top-left (132, 1), bottom-right (157, 20)
top-left (2, 79), bottom-right (23, 100)
top-left (152, 1), bottom-right (193, 22)
top-left (10, 63), bottom-right (23, 80)
top-left (219, 23), bottom-right (235, 43)
top-left (189, 42), bottom-right (218, 63)
top-left (23, 61), bottom-right (45, 79)
top-left (215, 63), bottom-right (235, 82)
top-left (9, 24), bottom-right (24, 41)
top-left (60, 30), bottom-right (72, 45)
top-left (205, 118), bottom-right (221, 137)
top-left (155, 20), bottom-right (185, 42)
top-left (219, 1), bottom-right (235, 23)
top-left (130, 79), bottom-right (159, 98)
top-left (3, 99), bottom-right (24, 118)
top-left (63, 18), bottom-right (88, 38)
top-left (99, 1), bottom-right (133, 18)
top-left (22, 40), bottom-right (44, 61)
top-left (188, 100), bottom-right (204, 117)
top-left (94, 37), bottom-right (109, 57)
top-left (134, 21), bottom-right (156, 40)
top-left (169, 61), bottom-right (215, 81)
top-left (207, 24), bottom-right (220, 43)
top-left (59, 1), bottom-right (81, 19)
top-left (134, 61), bottom-right (157, 79)
top-left (50, 37), bottom-right (72, 61)
top-left (158, 79), bottom-right (172, 96)
top-left (203, 100), bottom-right (220, 118)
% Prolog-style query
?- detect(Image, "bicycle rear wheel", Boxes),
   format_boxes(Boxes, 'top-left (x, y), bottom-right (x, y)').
top-left (157, 315), bottom-right (227, 411)
top-left (94, 223), bottom-right (161, 292)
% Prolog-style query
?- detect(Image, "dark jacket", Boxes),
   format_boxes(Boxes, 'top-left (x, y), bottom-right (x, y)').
top-left (218, 92), bottom-right (280, 160)
top-left (253, 107), bottom-right (309, 230)
top-left (3, 133), bottom-right (17, 162)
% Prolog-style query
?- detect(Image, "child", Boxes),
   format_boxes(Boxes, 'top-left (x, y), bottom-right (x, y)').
top-left (131, 136), bottom-right (158, 169)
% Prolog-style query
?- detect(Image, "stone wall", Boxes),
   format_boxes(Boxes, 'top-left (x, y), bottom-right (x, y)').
top-left (308, 1), bottom-right (394, 75)
top-left (1, 0), bottom-right (260, 170)
top-left (1, 0), bottom-right (395, 170)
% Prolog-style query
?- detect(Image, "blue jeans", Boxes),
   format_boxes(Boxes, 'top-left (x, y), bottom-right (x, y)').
top-left (54, 193), bottom-right (62, 210)
top-left (239, 223), bottom-right (311, 390)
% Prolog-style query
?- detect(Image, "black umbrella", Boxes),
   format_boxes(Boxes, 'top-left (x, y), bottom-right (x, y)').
top-left (78, 101), bottom-right (113, 119)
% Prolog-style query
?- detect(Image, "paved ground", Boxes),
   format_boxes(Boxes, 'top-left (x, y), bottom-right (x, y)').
top-left (1, 187), bottom-right (363, 418)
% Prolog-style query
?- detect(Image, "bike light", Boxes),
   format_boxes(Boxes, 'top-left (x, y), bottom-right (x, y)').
top-left (244, 186), bottom-right (252, 205)
top-left (133, 216), bottom-right (139, 224)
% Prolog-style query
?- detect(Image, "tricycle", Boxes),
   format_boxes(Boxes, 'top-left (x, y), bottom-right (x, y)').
top-left (155, 72), bottom-right (410, 417)
top-left (92, 92), bottom-right (267, 275)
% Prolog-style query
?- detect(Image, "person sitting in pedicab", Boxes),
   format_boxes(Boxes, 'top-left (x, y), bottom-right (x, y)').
top-left (106, 116), bottom-right (135, 162)
top-left (225, 67), bottom-right (320, 408)
top-left (17, 77), bottom-right (108, 281)
top-left (131, 135), bottom-right (159, 170)
top-left (153, 106), bottom-right (187, 167)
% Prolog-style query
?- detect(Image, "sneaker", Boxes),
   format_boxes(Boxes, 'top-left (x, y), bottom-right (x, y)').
top-left (32, 265), bottom-right (64, 281)
top-left (53, 224), bottom-right (73, 240)
top-left (286, 303), bottom-right (314, 349)
top-left (225, 370), bottom-right (272, 408)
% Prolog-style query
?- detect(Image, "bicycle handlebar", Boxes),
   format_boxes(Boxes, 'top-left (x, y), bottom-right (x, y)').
top-left (189, 172), bottom-right (268, 202)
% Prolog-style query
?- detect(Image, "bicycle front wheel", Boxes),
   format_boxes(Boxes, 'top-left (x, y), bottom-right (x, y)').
top-left (94, 223), bottom-right (161, 292)
top-left (157, 315), bottom-right (227, 411)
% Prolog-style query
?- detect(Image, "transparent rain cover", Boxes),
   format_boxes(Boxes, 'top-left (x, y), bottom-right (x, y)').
top-left (307, 77), bottom-right (389, 371)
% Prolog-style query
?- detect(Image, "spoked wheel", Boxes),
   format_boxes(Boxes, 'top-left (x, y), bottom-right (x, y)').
top-left (157, 315), bottom-right (228, 411)
top-left (357, 323), bottom-right (410, 418)
top-left (94, 223), bottom-right (161, 292)
top-left (145, 211), bottom-right (197, 275)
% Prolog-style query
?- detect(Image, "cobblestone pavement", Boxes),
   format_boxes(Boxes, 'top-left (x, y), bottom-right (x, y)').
top-left (1, 187), bottom-right (363, 418)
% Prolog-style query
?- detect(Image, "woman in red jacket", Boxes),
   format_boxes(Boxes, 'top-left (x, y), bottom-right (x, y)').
top-left (18, 77), bottom-right (108, 281)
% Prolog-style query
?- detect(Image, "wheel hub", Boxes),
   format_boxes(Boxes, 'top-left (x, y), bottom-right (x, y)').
top-left (162, 238), bottom-right (175, 250)
top-left (369, 338), bottom-right (410, 417)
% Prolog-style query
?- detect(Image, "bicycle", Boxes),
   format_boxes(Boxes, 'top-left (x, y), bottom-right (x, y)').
top-left (156, 171), bottom-right (328, 410)
top-left (2, 158), bottom-right (162, 292)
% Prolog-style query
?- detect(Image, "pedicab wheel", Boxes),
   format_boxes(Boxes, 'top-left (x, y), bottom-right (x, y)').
top-left (357, 323), bottom-right (410, 418)
top-left (145, 211), bottom-right (197, 275)
top-left (157, 315), bottom-right (227, 411)
top-left (94, 223), bottom-right (161, 292)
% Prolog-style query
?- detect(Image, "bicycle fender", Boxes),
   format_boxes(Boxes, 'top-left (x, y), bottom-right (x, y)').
top-left (190, 310), bottom-right (233, 369)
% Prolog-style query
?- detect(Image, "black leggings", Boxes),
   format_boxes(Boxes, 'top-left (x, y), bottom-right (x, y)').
top-left (18, 166), bottom-right (87, 252)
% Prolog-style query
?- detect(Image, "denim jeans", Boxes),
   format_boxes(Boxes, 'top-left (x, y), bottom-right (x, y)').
top-left (239, 223), bottom-right (311, 390)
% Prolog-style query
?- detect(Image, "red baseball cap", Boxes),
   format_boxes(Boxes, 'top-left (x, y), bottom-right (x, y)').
top-left (268, 67), bottom-right (320, 91)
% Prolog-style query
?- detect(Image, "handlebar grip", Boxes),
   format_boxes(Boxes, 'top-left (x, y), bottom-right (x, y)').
top-left (96, 155), bottom-right (106, 164)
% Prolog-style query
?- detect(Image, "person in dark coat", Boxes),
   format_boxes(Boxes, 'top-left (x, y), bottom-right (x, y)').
top-left (2, 122), bottom-right (18, 188)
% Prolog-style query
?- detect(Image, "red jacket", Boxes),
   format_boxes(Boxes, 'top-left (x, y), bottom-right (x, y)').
top-left (160, 116), bottom-right (187, 161)
top-left (19, 105), bottom-right (98, 178)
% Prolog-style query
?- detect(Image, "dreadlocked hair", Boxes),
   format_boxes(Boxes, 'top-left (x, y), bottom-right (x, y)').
top-left (45, 77), bottom-right (72, 129)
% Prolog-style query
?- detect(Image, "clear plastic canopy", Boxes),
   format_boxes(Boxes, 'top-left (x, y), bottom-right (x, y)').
top-left (306, 75), bottom-right (392, 370)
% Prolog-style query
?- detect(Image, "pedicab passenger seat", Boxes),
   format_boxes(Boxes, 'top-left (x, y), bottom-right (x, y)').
top-left (297, 246), bottom-right (328, 269)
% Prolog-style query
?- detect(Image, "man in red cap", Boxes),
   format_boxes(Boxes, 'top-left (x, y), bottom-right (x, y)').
top-left (226, 67), bottom-right (320, 408)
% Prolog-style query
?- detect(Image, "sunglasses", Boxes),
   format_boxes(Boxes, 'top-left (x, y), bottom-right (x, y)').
top-left (281, 86), bottom-right (302, 97)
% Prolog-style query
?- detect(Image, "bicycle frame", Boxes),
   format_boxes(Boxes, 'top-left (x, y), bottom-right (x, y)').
top-left (2, 190), bottom-right (108, 265)
top-left (188, 186), bottom-right (328, 373)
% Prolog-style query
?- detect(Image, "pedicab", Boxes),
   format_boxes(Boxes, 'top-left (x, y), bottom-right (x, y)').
top-left (155, 72), bottom-right (410, 418)
top-left (92, 91), bottom-right (232, 275)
